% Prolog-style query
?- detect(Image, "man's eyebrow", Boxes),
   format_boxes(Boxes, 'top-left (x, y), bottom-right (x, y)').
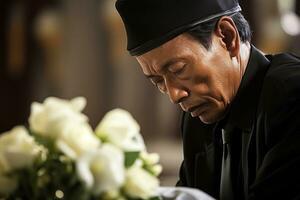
top-left (144, 58), bottom-right (182, 79)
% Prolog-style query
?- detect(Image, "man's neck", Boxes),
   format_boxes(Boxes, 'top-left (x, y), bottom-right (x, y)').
top-left (239, 42), bottom-right (251, 77)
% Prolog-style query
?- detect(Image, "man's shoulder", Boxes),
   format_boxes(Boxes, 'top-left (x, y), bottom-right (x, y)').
top-left (259, 52), bottom-right (300, 113)
top-left (265, 52), bottom-right (300, 85)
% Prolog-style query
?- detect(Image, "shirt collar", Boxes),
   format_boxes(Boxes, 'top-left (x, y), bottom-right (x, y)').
top-left (223, 45), bottom-right (271, 131)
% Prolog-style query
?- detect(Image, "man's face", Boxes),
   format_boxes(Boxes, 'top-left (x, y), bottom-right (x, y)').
top-left (136, 33), bottom-right (241, 124)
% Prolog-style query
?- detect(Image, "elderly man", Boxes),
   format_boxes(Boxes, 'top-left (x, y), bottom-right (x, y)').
top-left (115, 0), bottom-right (300, 199)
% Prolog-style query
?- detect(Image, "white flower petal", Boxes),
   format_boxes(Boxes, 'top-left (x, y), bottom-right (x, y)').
top-left (76, 144), bottom-right (125, 195)
top-left (76, 153), bottom-right (95, 189)
top-left (28, 97), bottom-right (89, 138)
top-left (70, 97), bottom-right (86, 112)
top-left (0, 126), bottom-right (44, 172)
top-left (141, 152), bottom-right (160, 165)
top-left (124, 166), bottom-right (159, 199)
top-left (56, 140), bottom-right (77, 160)
top-left (56, 122), bottom-right (100, 159)
top-left (95, 109), bottom-right (145, 151)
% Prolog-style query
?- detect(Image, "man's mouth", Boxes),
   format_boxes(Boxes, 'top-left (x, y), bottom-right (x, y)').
top-left (187, 103), bottom-right (209, 117)
top-left (187, 105), bottom-right (200, 113)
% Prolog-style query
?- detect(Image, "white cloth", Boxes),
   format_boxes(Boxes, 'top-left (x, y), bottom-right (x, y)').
top-left (157, 187), bottom-right (216, 200)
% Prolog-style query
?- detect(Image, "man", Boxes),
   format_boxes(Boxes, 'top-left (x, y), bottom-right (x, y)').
top-left (115, 0), bottom-right (300, 199)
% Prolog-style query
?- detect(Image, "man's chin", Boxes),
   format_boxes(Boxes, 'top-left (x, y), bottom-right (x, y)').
top-left (197, 112), bottom-right (224, 124)
top-left (198, 116), bottom-right (216, 124)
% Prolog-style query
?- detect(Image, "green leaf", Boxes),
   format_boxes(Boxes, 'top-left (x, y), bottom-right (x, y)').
top-left (125, 151), bottom-right (140, 168)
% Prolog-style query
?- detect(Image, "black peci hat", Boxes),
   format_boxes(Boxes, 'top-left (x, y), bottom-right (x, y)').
top-left (116, 0), bottom-right (241, 56)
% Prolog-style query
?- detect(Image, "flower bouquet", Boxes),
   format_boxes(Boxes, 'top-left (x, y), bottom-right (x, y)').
top-left (0, 97), bottom-right (162, 200)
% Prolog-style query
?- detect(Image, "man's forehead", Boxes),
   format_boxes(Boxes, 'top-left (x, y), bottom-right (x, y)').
top-left (136, 34), bottom-right (204, 66)
top-left (136, 38), bottom-right (182, 69)
top-left (137, 34), bottom-right (192, 59)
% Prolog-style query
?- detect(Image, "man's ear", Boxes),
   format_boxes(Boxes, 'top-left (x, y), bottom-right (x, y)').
top-left (214, 16), bottom-right (240, 57)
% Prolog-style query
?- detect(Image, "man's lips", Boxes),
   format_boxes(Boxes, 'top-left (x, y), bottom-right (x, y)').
top-left (187, 105), bottom-right (200, 113)
top-left (186, 103), bottom-right (209, 117)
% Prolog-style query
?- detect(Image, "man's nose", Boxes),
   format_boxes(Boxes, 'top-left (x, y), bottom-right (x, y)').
top-left (165, 79), bottom-right (188, 104)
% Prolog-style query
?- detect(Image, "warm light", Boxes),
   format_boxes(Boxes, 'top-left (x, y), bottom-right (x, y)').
top-left (281, 12), bottom-right (300, 35)
top-left (55, 190), bottom-right (64, 199)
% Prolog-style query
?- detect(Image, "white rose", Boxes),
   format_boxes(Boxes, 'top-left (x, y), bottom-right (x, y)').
top-left (76, 144), bottom-right (125, 195)
top-left (124, 166), bottom-right (159, 199)
top-left (0, 126), bottom-right (45, 172)
top-left (95, 109), bottom-right (145, 152)
top-left (140, 151), bottom-right (162, 176)
top-left (0, 175), bottom-right (17, 197)
top-left (29, 97), bottom-right (88, 138)
top-left (150, 165), bottom-right (163, 177)
top-left (0, 153), bottom-right (9, 174)
top-left (56, 122), bottom-right (100, 159)
top-left (140, 152), bottom-right (160, 165)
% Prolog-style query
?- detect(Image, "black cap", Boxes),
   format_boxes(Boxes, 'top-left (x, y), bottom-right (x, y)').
top-left (116, 0), bottom-right (241, 56)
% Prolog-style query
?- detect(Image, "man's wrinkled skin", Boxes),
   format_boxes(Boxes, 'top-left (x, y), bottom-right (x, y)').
top-left (136, 16), bottom-right (251, 124)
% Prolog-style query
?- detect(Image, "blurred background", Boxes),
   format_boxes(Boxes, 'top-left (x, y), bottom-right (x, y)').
top-left (1, 0), bottom-right (300, 186)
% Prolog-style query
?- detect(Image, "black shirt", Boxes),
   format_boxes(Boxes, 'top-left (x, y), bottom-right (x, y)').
top-left (177, 45), bottom-right (300, 200)
top-left (218, 45), bottom-right (270, 199)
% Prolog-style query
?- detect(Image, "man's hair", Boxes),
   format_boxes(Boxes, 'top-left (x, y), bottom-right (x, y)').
top-left (187, 12), bottom-right (251, 49)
